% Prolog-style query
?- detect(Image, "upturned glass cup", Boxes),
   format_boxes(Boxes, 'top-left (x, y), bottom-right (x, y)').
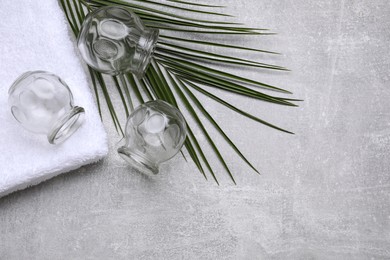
top-left (118, 100), bottom-right (187, 175)
top-left (8, 71), bottom-right (85, 144)
top-left (77, 6), bottom-right (159, 78)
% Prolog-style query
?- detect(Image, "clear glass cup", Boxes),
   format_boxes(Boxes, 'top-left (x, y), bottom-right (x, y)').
top-left (118, 100), bottom-right (187, 175)
top-left (77, 6), bottom-right (159, 78)
top-left (8, 71), bottom-right (85, 144)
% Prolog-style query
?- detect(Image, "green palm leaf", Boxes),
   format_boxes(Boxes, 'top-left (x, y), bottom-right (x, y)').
top-left (61, 0), bottom-right (298, 184)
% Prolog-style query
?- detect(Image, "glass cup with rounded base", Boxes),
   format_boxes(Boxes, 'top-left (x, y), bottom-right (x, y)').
top-left (8, 71), bottom-right (85, 144)
top-left (77, 6), bottom-right (159, 78)
top-left (118, 100), bottom-right (187, 175)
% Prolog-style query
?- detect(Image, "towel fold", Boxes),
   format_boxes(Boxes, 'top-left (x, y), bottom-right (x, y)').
top-left (0, 0), bottom-right (108, 197)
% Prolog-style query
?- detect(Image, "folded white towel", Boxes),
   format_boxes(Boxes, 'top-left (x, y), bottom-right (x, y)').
top-left (0, 0), bottom-right (108, 197)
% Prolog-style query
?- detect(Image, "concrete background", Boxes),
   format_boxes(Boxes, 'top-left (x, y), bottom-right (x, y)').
top-left (1, 0), bottom-right (390, 259)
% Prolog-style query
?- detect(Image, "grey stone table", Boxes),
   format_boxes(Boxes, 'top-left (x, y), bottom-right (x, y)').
top-left (1, 0), bottom-right (390, 259)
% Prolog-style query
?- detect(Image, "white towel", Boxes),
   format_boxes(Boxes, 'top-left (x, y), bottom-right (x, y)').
top-left (0, 0), bottom-right (108, 197)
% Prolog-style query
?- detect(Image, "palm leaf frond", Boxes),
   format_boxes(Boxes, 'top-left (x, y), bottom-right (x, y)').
top-left (61, 0), bottom-right (298, 184)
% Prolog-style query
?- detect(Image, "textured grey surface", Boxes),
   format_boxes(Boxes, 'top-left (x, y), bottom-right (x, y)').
top-left (1, 0), bottom-right (390, 259)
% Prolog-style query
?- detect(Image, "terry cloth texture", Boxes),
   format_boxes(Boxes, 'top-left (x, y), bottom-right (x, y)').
top-left (0, 0), bottom-right (108, 197)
